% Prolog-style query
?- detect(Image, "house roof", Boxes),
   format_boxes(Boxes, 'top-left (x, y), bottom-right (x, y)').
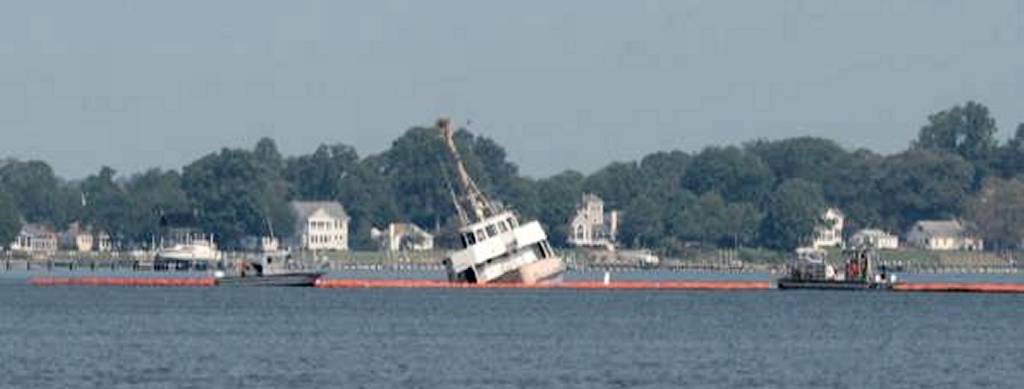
top-left (390, 223), bottom-right (432, 238)
top-left (853, 229), bottom-right (895, 238)
top-left (582, 193), bottom-right (604, 205)
top-left (912, 220), bottom-right (965, 237)
top-left (20, 223), bottom-right (56, 237)
top-left (291, 201), bottom-right (349, 221)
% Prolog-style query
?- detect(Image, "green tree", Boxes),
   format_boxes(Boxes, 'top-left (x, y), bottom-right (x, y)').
top-left (913, 101), bottom-right (998, 163)
top-left (0, 192), bottom-right (21, 248)
top-left (759, 179), bottom-right (826, 250)
top-left (582, 162), bottom-right (643, 210)
top-left (682, 146), bottom-right (774, 203)
top-left (123, 169), bottom-right (191, 243)
top-left (876, 150), bottom-right (974, 230)
top-left (994, 123), bottom-right (1024, 178)
top-left (966, 178), bottom-right (1024, 249)
top-left (79, 166), bottom-right (132, 241)
top-left (182, 140), bottom-right (294, 247)
top-left (532, 171), bottom-right (585, 246)
top-left (0, 160), bottom-right (72, 227)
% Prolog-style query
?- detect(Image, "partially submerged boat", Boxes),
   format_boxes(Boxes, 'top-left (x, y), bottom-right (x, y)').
top-left (436, 118), bottom-right (566, 285)
top-left (776, 246), bottom-right (897, 290)
top-left (214, 252), bottom-right (325, 287)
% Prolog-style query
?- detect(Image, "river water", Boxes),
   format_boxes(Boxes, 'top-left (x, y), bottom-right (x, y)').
top-left (1, 273), bottom-right (1024, 388)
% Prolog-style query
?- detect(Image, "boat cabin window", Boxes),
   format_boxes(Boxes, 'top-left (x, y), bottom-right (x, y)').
top-left (475, 229), bottom-right (487, 242)
top-left (462, 233), bottom-right (476, 247)
top-left (497, 221), bottom-right (508, 233)
top-left (486, 224), bottom-right (499, 237)
top-left (507, 217), bottom-right (518, 228)
top-left (537, 241), bottom-right (551, 258)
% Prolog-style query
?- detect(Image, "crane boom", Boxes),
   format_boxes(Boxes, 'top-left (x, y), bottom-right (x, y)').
top-left (437, 118), bottom-right (499, 226)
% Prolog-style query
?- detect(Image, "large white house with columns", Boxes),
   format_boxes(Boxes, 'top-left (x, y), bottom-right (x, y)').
top-left (290, 201), bottom-right (350, 251)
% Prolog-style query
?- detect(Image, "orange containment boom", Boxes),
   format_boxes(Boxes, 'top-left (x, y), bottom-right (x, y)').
top-left (30, 276), bottom-right (215, 287)
top-left (314, 279), bottom-right (772, 290)
top-left (893, 282), bottom-right (1024, 294)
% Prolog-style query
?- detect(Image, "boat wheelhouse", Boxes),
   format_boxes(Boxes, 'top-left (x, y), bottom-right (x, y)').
top-left (435, 118), bottom-right (565, 284)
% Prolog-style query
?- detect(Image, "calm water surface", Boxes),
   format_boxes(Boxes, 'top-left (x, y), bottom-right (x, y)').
top-left (1, 276), bottom-right (1024, 388)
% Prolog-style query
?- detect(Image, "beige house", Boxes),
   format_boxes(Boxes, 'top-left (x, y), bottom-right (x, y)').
top-left (61, 223), bottom-right (94, 252)
top-left (905, 220), bottom-right (983, 251)
top-left (60, 222), bottom-right (111, 252)
top-left (291, 201), bottom-right (349, 251)
top-left (568, 193), bottom-right (620, 249)
top-left (371, 223), bottom-right (434, 252)
top-left (811, 208), bottom-right (845, 249)
top-left (10, 224), bottom-right (58, 253)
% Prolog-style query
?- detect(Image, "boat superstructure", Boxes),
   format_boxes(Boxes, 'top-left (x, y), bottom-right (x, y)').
top-left (436, 118), bottom-right (565, 284)
top-left (776, 246), bottom-right (897, 290)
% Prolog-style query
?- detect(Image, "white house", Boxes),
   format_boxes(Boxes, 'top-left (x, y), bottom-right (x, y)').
top-left (291, 201), bottom-right (349, 251)
top-left (905, 220), bottom-right (983, 251)
top-left (371, 223), bottom-right (434, 252)
top-left (811, 208), bottom-right (844, 249)
top-left (10, 224), bottom-right (58, 253)
top-left (95, 231), bottom-right (112, 252)
top-left (568, 193), bottom-right (620, 249)
top-left (849, 229), bottom-right (899, 250)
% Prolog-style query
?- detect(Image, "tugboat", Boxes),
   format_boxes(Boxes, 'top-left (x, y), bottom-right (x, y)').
top-left (436, 118), bottom-right (566, 284)
top-left (776, 246), bottom-right (897, 290)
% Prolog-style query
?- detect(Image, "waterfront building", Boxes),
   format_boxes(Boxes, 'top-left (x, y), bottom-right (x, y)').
top-left (371, 222), bottom-right (434, 252)
top-left (10, 223), bottom-right (59, 253)
top-left (95, 231), bottom-right (112, 252)
top-left (567, 193), bottom-right (620, 249)
top-left (291, 201), bottom-right (349, 251)
top-left (61, 222), bottom-right (94, 252)
top-left (905, 220), bottom-right (984, 251)
top-left (849, 229), bottom-right (899, 250)
top-left (59, 222), bottom-right (112, 252)
top-left (811, 208), bottom-right (845, 249)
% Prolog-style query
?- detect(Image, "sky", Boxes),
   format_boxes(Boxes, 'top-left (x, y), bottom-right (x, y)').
top-left (1, 0), bottom-right (1023, 179)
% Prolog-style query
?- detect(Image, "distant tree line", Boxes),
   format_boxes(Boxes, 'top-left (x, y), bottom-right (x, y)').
top-left (2, 101), bottom-right (1024, 255)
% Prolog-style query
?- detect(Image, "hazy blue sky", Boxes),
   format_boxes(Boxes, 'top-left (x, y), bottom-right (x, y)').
top-left (1, 1), bottom-right (1022, 178)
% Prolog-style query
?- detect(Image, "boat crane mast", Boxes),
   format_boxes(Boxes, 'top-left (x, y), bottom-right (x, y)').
top-left (436, 117), bottom-right (500, 226)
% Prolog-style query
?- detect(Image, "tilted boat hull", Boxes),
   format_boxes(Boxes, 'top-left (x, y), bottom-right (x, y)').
top-left (215, 272), bottom-right (325, 287)
top-left (491, 257), bottom-right (566, 285)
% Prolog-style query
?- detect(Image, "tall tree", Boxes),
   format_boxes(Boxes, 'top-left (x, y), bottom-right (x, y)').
top-left (966, 178), bottom-right (1024, 249)
top-left (876, 150), bottom-right (974, 230)
top-left (759, 179), bottom-right (826, 250)
top-left (123, 169), bottom-right (191, 243)
top-left (582, 161), bottom-right (643, 210)
top-left (181, 140), bottom-right (294, 247)
top-left (0, 160), bottom-right (72, 227)
top-left (682, 146), bottom-right (774, 203)
top-left (79, 166), bottom-right (132, 241)
top-left (0, 192), bottom-right (21, 248)
top-left (913, 101), bottom-right (998, 164)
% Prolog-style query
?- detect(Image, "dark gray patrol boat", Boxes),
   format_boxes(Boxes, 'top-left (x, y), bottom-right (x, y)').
top-left (214, 253), bottom-right (325, 287)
